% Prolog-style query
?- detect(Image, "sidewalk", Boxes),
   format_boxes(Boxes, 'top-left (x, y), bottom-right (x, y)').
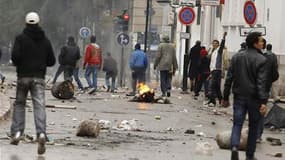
top-left (0, 92), bottom-right (11, 121)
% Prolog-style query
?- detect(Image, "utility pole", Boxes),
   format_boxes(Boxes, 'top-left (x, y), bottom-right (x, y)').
top-left (144, 0), bottom-right (150, 53)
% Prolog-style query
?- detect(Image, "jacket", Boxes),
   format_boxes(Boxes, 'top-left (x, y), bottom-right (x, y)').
top-left (264, 51), bottom-right (279, 92)
top-left (83, 43), bottom-right (102, 67)
top-left (208, 39), bottom-right (226, 71)
top-left (103, 56), bottom-right (118, 75)
top-left (188, 45), bottom-right (201, 76)
top-left (11, 25), bottom-right (56, 78)
top-left (154, 43), bottom-right (178, 71)
top-left (129, 49), bottom-right (148, 70)
top-left (223, 48), bottom-right (269, 104)
top-left (59, 43), bottom-right (80, 67)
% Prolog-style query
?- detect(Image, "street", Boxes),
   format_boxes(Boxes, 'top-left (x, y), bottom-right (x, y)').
top-left (0, 71), bottom-right (284, 160)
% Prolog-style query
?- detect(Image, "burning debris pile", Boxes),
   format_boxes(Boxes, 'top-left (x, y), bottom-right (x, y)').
top-left (129, 83), bottom-right (171, 104)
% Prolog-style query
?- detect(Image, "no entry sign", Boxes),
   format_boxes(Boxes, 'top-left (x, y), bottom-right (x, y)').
top-left (243, 1), bottom-right (257, 26)
top-left (178, 7), bottom-right (196, 26)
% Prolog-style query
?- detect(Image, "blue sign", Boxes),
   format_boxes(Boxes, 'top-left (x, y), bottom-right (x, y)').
top-left (117, 33), bottom-right (130, 47)
top-left (79, 27), bottom-right (91, 38)
top-left (243, 1), bottom-right (257, 26)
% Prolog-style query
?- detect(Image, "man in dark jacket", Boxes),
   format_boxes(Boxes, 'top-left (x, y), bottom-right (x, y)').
top-left (256, 43), bottom-right (279, 142)
top-left (103, 52), bottom-right (118, 92)
top-left (128, 43), bottom-right (148, 96)
top-left (59, 36), bottom-right (81, 81)
top-left (10, 12), bottom-right (56, 155)
top-left (188, 41), bottom-right (202, 91)
top-left (0, 48), bottom-right (5, 84)
top-left (223, 32), bottom-right (269, 160)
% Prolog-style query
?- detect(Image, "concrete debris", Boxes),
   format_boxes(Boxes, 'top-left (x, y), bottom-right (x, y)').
top-left (266, 137), bottom-right (282, 146)
top-left (72, 118), bottom-right (78, 121)
top-left (166, 127), bottom-right (174, 132)
top-left (99, 120), bottom-right (112, 129)
top-left (185, 129), bottom-right (195, 134)
top-left (179, 109), bottom-right (188, 113)
top-left (216, 128), bottom-right (248, 150)
top-left (117, 119), bottom-right (139, 131)
top-left (155, 116), bottom-right (161, 120)
top-left (197, 132), bottom-right (206, 137)
top-left (195, 142), bottom-right (214, 156)
top-left (76, 120), bottom-right (100, 138)
top-left (46, 104), bottom-right (76, 110)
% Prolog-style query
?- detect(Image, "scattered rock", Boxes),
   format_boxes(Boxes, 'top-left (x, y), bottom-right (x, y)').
top-left (99, 120), bottom-right (112, 129)
top-left (211, 122), bottom-right (216, 125)
top-left (266, 137), bottom-right (282, 146)
top-left (76, 120), bottom-right (100, 138)
top-left (166, 127), bottom-right (174, 132)
top-left (155, 116), bottom-right (161, 120)
top-left (117, 119), bottom-right (139, 131)
top-left (216, 128), bottom-right (248, 150)
top-left (185, 129), bottom-right (195, 134)
top-left (195, 142), bottom-right (214, 156)
top-left (197, 132), bottom-right (206, 137)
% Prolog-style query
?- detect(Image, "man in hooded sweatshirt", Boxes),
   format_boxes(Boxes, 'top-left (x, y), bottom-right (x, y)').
top-left (10, 12), bottom-right (56, 155)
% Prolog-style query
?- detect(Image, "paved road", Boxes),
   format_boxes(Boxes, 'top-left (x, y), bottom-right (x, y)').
top-left (0, 86), bottom-right (284, 160)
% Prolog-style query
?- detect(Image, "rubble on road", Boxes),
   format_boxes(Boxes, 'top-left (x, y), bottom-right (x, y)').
top-left (51, 80), bottom-right (74, 99)
top-left (185, 129), bottom-right (195, 134)
top-left (195, 142), bottom-right (214, 156)
top-left (266, 137), bottom-right (282, 146)
top-left (216, 128), bottom-right (248, 150)
top-left (76, 120), bottom-right (100, 138)
top-left (266, 153), bottom-right (283, 158)
top-left (46, 104), bottom-right (76, 110)
top-left (116, 119), bottom-right (139, 131)
top-left (99, 120), bottom-right (112, 130)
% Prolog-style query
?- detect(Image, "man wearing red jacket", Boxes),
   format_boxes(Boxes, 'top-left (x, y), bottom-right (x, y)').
top-left (83, 35), bottom-right (102, 92)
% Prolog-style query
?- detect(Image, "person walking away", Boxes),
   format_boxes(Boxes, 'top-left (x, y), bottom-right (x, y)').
top-left (10, 12), bottom-right (56, 155)
top-left (207, 32), bottom-right (227, 107)
top-left (222, 32), bottom-right (269, 160)
top-left (83, 35), bottom-right (102, 92)
top-left (51, 64), bottom-right (64, 84)
top-left (127, 43), bottom-right (148, 96)
top-left (103, 52), bottom-right (118, 93)
top-left (256, 43), bottom-right (279, 142)
top-left (188, 41), bottom-right (202, 91)
top-left (0, 48), bottom-right (5, 84)
top-left (154, 36), bottom-right (178, 97)
top-left (193, 46), bottom-right (210, 100)
top-left (59, 36), bottom-right (80, 82)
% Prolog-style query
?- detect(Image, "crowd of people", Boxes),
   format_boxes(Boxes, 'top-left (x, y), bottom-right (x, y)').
top-left (3, 12), bottom-right (280, 160)
top-left (188, 32), bottom-right (279, 160)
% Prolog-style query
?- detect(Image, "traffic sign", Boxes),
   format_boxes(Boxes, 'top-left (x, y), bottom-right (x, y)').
top-left (240, 26), bottom-right (266, 37)
top-left (178, 7), bottom-right (196, 26)
top-left (243, 1), bottom-right (257, 26)
top-left (79, 27), bottom-right (91, 38)
top-left (117, 33), bottom-right (130, 47)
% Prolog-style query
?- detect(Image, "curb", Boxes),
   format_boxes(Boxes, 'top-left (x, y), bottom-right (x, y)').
top-left (0, 93), bottom-right (11, 122)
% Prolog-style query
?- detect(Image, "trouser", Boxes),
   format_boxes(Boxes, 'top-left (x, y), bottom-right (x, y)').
top-left (231, 97), bottom-right (262, 158)
top-left (0, 71), bottom-right (4, 79)
top-left (11, 77), bottom-right (46, 137)
top-left (85, 64), bottom-right (100, 89)
top-left (208, 70), bottom-right (222, 104)
top-left (73, 67), bottom-right (83, 89)
top-left (257, 116), bottom-right (264, 139)
top-left (52, 65), bottom-right (64, 84)
top-left (160, 70), bottom-right (171, 95)
top-left (105, 72), bottom-right (116, 91)
top-left (64, 65), bottom-right (74, 81)
top-left (194, 73), bottom-right (209, 96)
top-left (131, 68), bottom-right (145, 93)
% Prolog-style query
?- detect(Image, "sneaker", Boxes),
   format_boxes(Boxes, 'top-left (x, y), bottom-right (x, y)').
top-left (1, 77), bottom-right (5, 84)
top-left (166, 92), bottom-right (171, 97)
top-left (126, 92), bottom-right (136, 96)
top-left (10, 131), bottom-right (21, 145)
top-left (208, 103), bottom-right (215, 107)
top-left (37, 133), bottom-right (46, 155)
top-left (231, 147), bottom-right (239, 160)
top-left (87, 88), bottom-right (96, 94)
top-left (107, 86), bottom-right (110, 92)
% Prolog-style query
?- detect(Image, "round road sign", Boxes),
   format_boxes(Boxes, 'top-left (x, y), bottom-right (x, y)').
top-left (243, 1), bottom-right (257, 26)
top-left (117, 33), bottom-right (130, 47)
top-left (79, 27), bottom-right (91, 38)
top-left (178, 7), bottom-right (196, 26)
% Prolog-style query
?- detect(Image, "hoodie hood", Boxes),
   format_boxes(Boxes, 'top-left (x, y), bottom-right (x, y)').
top-left (23, 24), bottom-right (45, 41)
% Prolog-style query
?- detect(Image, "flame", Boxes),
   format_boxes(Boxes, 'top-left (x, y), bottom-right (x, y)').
top-left (137, 83), bottom-right (154, 95)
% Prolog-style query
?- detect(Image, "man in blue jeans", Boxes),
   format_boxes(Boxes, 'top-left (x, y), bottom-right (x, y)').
top-left (223, 32), bottom-right (269, 160)
top-left (10, 12), bottom-right (56, 155)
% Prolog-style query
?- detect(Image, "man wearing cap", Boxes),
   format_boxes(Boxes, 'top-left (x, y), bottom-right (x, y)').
top-left (10, 12), bottom-right (56, 155)
top-left (154, 36), bottom-right (178, 97)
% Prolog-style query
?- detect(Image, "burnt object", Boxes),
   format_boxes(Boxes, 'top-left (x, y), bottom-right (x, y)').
top-left (51, 80), bottom-right (74, 99)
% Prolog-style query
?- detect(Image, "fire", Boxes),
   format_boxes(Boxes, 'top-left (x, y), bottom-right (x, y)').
top-left (137, 83), bottom-right (154, 95)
